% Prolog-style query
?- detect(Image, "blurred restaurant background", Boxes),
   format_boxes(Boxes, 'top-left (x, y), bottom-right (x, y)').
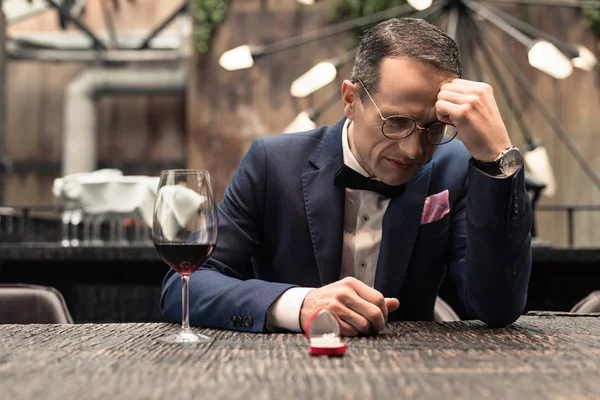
top-left (0, 0), bottom-right (600, 323)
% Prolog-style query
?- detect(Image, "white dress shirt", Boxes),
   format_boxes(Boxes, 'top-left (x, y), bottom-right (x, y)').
top-left (266, 119), bottom-right (391, 332)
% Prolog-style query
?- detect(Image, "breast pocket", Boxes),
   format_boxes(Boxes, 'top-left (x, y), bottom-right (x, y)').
top-left (417, 213), bottom-right (450, 242)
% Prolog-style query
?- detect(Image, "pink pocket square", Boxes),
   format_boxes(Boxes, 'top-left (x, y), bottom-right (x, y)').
top-left (420, 190), bottom-right (450, 225)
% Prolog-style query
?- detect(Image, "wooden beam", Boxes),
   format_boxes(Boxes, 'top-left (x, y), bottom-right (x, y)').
top-left (0, 0), bottom-right (6, 203)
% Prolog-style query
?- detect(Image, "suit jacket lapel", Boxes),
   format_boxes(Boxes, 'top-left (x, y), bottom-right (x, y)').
top-left (302, 119), bottom-right (346, 285)
top-left (373, 161), bottom-right (434, 297)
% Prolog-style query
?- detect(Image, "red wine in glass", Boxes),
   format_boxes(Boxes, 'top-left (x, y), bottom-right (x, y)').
top-left (152, 169), bottom-right (218, 344)
top-left (154, 243), bottom-right (215, 275)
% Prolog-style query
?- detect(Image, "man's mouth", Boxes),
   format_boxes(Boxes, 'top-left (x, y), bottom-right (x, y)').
top-left (385, 157), bottom-right (419, 170)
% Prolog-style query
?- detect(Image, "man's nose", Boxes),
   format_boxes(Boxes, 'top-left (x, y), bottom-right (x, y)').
top-left (400, 128), bottom-right (424, 161)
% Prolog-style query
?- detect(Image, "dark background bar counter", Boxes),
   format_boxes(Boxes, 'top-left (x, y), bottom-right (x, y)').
top-left (1, 243), bottom-right (599, 322)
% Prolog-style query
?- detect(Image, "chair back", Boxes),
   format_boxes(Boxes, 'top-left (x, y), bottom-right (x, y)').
top-left (570, 291), bottom-right (600, 314)
top-left (0, 284), bottom-right (73, 324)
top-left (434, 297), bottom-right (460, 322)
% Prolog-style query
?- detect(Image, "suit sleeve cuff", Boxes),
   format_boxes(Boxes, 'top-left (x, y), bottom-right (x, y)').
top-left (266, 287), bottom-right (314, 332)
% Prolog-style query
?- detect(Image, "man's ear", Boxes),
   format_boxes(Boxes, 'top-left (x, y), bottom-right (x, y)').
top-left (341, 80), bottom-right (357, 120)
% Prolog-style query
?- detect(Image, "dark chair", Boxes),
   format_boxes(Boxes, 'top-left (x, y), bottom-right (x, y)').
top-left (0, 284), bottom-right (73, 324)
top-left (570, 291), bottom-right (600, 314)
top-left (434, 297), bottom-right (460, 322)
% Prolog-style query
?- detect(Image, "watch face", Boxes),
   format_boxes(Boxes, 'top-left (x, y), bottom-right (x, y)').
top-left (499, 149), bottom-right (524, 176)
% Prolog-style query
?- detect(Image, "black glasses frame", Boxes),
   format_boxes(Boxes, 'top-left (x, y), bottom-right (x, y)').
top-left (356, 79), bottom-right (458, 145)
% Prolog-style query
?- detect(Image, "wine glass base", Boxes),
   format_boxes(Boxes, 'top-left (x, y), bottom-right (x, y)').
top-left (158, 329), bottom-right (213, 345)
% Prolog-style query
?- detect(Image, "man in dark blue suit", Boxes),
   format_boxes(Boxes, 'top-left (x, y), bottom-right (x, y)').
top-left (161, 18), bottom-right (531, 335)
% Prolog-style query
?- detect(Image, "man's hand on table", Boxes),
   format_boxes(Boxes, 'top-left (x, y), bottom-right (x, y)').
top-left (299, 277), bottom-right (400, 337)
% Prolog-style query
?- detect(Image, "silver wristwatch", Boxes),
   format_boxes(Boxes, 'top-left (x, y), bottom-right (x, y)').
top-left (472, 146), bottom-right (524, 177)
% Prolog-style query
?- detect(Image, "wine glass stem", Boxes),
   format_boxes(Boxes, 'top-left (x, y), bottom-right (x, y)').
top-left (181, 274), bottom-right (191, 331)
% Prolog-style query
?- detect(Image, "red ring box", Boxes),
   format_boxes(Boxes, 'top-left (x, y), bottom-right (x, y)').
top-left (304, 309), bottom-right (347, 357)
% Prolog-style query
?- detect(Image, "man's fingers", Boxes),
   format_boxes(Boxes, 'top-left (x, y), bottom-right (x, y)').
top-left (301, 278), bottom-right (396, 336)
top-left (447, 78), bottom-right (484, 88)
top-left (338, 298), bottom-right (399, 336)
top-left (338, 319), bottom-right (360, 337)
top-left (343, 292), bottom-right (386, 332)
top-left (439, 82), bottom-right (474, 94)
top-left (435, 99), bottom-right (462, 125)
top-left (438, 90), bottom-right (477, 106)
top-left (344, 278), bottom-right (388, 321)
top-left (338, 305), bottom-right (379, 335)
top-left (385, 298), bottom-right (400, 313)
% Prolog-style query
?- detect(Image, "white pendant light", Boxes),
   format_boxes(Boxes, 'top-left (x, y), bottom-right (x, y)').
top-left (571, 44), bottom-right (598, 72)
top-left (528, 40), bottom-right (573, 79)
top-left (524, 145), bottom-right (557, 198)
top-left (290, 62), bottom-right (338, 98)
top-left (282, 112), bottom-right (317, 133)
top-left (407, 0), bottom-right (433, 11)
top-left (219, 45), bottom-right (255, 71)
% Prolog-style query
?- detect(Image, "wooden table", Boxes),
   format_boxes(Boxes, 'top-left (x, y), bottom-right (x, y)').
top-left (1, 313), bottom-right (599, 399)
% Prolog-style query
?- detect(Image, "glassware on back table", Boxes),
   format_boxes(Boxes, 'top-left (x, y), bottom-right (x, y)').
top-left (152, 169), bottom-right (218, 344)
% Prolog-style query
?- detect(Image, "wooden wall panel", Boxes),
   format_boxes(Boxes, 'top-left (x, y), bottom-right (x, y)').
top-left (8, 0), bottom-right (182, 32)
top-left (96, 95), bottom-right (185, 163)
top-left (5, 62), bottom-right (81, 163)
top-left (524, 7), bottom-right (600, 247)
top-left (3, 0), bottom-right (186, 205)
top-left (187, 0), bottom-right (351, 197)
top-left (0, 0), bottom-right (7, 202)
top-left (188, 1), bottom-right (600, 247)
top-left (4, 0), bottom-right (600, 246)
top-left (465, 5), bottom-right (600, 247)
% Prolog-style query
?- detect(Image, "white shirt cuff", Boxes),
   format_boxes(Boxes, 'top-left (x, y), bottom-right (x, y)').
top-left (266, 287), bottom-right (314, 332)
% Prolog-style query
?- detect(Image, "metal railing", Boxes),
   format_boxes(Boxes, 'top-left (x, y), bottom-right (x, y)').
top-left (2, 204), bottom-right (600, 248)
top-left (0, 205), bottom-right (58, 242)
top-left (0, 205), bottom-right (151, 246)
top-left (536, 205), bottom-right (600, 247)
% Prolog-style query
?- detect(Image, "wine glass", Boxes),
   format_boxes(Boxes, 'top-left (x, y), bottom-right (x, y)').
top-left (152, 169), bottom-right (218, 344)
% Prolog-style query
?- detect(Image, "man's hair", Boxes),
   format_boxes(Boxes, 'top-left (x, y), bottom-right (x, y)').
top-left (350, 18), bottom-right (462, 98)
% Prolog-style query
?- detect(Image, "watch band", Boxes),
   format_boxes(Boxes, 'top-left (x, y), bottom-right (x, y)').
top-left (471, 157), bottom-right (502, 175)
top-left (471, 146), bottom-right (518, 176)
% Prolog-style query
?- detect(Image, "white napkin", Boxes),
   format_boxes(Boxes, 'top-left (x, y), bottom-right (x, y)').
top-left (52, 169), bottom-right (123, 200)
top-left (52, 169), bottom-right (160, 227)
top-left (154, 185), bottom-right (207, 241)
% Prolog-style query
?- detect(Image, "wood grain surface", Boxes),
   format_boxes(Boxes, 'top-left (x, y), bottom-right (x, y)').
top-left (0, 314), bottom-right (599, 399)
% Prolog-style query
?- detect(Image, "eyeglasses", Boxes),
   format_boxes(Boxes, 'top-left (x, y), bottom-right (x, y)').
top-left (357, 79), bottom-right (458, 145)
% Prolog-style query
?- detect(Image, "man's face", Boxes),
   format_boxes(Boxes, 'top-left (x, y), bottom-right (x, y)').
top-left (343, 57), bottom-right (456, 186)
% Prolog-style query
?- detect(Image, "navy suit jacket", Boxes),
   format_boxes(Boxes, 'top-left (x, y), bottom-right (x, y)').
top-left (161, 118), bottom-right (532, 331)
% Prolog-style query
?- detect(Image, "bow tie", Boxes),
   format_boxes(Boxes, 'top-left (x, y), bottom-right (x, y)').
top-left (334, 165), bottom-right (406, 198)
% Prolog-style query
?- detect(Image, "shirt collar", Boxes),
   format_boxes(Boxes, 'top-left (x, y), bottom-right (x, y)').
top-left (341, 118), bottom-right (369, 178)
